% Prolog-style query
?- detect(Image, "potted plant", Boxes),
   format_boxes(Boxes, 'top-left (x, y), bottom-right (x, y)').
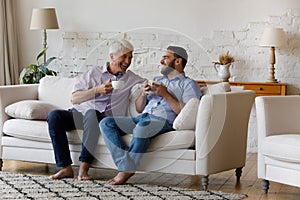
top-left (214, 51), bottom-right (235, 65)
top-left (19, 49), bottom-right (57, 84)
top-left (213, 51), bottom-right (235, 82)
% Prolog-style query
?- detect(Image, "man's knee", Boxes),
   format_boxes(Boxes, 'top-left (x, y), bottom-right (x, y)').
top-left (99, 117), bottom-right (115, 132)
top-left (84, 109), bottom-right (97, 118)
top-left (84, 109), bottom-right (104, 122)
top-left (47, 110), bottom-right (63, 124)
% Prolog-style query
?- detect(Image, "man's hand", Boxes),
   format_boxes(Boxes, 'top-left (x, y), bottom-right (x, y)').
top-left (71, 79), bottom-right (113, 104)
top-left (142, 80), bottom-right (152, 96)
top-left (96, 79), bottom-right (113, 94)
top-left (150, 81), bottom-right (185, 114)
top-left (142, 80), bottom-right (167, 97)
top-left (151, 82), bottom-right (168, 97)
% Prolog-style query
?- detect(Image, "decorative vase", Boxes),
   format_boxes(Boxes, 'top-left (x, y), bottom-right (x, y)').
top-left (214, 63), bottom-right (232, 82)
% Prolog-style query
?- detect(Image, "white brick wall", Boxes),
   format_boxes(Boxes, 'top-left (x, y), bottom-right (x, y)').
top-left (50, 8), bottom-right (300, 152)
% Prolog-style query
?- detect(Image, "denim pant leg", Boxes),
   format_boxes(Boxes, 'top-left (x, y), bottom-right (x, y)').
top-left (47, 109), bottom-right (83, 167)
top-left (129, 113), bottom-right (174, 168)
top-left (99, 116), bottom-right (137, 171)
top-left (79, 109), bottom-right (105, 164)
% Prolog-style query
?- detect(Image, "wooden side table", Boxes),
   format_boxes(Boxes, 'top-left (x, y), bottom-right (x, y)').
top-left (197, 81), bottom-right (287, 96)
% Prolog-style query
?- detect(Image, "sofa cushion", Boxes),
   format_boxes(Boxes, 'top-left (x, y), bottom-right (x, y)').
top-left (5, 100), bottom-right (59, 120)
top-left (38, 76), bottom-right (76, 109)
top-left (3, 119), bottom-right (82, 143)
top-left (3, 119), bottom-right (195, 152)
top-left (173, 98), bottom-right (200, 130)
top-left (127, 130), bottom-right (195, 151)
top-left (200, 82), bottom-right (231, 95)
top-left (127, 83), bottom-right (143, 117)
top-left (261, 134), bottom-right (300, 163)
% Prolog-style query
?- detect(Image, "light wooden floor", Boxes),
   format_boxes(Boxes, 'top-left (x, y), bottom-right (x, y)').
top-left (2, 153), bottom-right (300, 200)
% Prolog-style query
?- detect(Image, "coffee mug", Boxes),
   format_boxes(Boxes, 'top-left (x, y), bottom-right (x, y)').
top-left (111, 80), bottom-right (124, 89)
top-left (148, 80), bottom-right (161, 86)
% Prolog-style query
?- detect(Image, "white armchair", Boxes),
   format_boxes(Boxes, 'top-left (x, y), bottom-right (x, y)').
top-left (256, 96), bottom-right (300, 193)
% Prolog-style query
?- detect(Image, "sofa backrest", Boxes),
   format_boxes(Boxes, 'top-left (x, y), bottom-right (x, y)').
top-left (37, 77), bottom-right (236, 119)
top-left (37, 76), bottom-right (143, 116)
top-left (38, 76), bottom-right (76, 109)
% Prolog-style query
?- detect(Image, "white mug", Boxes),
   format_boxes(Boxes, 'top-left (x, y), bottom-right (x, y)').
top-left (111, 80), bottom-right (124, 89)
top-left (148, 80), bottom-right (161, 86)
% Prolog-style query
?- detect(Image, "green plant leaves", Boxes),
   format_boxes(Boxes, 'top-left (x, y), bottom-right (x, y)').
top-left (40, 57), bottom-right (56, 68)
top-left (19, 49), bottom-right (57, 84)
top-left (36, 49), bottom-right (47, 64)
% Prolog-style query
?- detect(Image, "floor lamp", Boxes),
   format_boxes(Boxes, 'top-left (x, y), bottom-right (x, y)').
top-left (259, 27), bottom-right (287, 83)
top-left (30, 8), bottom-right (59, 64)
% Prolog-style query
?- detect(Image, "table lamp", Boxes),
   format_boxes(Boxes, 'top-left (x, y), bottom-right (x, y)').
top-left (259, 27), bottom-right (287, 83)
top-left (30, 8), bottom-right (59, 63)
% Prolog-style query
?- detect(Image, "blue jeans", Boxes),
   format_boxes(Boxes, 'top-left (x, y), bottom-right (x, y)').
top-left (47, 108), bottom-right (105, 167)
top-left (99, 113), bottom-right (174, 172)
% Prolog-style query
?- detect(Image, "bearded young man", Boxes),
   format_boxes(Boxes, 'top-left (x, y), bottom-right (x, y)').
top-left (99, 46), bottom-right (202, 185)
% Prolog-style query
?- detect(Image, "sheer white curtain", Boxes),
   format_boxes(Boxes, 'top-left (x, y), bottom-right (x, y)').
top-left (0, 0), bottom-right (19, 85)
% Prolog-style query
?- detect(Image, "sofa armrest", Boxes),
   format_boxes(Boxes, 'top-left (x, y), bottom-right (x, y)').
top-left (195, 90), bottom-right (255, 175)
top-left (0, 84), bottom-right (39, 134)
top-left (256, 96), bottom-right (300, 139)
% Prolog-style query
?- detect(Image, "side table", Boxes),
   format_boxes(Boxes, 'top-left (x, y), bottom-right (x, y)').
top-left (197, 81), bottom-right (287, 96)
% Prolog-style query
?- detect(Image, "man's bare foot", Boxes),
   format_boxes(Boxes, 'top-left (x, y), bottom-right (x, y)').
top-left (49, 166), bottom-right (74, 180)
top-left (107, 171), bottom-right (135, 185)
top-left (78, 162), bottom-right (91, 181)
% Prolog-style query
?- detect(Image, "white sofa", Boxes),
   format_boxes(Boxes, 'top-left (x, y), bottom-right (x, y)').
top-left (256, 96), bottom-right (300, 193)
top-left (0, 76), bottom-right (255, 189)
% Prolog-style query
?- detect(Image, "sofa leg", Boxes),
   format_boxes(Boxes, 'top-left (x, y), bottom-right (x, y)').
top-left (235, 167), bottom-right (242, 182)
top-left (261, 179), bottom-right (270, 194)
top-left (201, 175), bottom-right (209, 190)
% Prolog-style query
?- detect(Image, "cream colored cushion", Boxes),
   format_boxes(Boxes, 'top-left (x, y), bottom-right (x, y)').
top-left (127, 83), bottom-right (143, 117)
top-left (38, 76), bottom-right (76, 109)
top-left (201, 82), bottom-right (231, 95)
top-left (5, 100), bottom-right (59, 120)
top-left (173, 98), bottom-right (200, 130)
top-left (261, 134), bottom-right (300, 163)
top-left (3, 119), bottom-right (195, 151)
top-left (3, 119), bottom-right (82, 143)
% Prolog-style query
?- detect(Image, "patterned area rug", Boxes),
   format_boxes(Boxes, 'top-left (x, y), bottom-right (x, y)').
top-left (0, 172), bottom-right (247, 200)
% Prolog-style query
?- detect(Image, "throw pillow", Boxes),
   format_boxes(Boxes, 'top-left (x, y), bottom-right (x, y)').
top-left (173, 98), bottom-right (200, 130)
top-left (127, 83), bottom-right (143, 117)
top-left (5, 100), bottom-right (59, 120)
top-left (200, 82), bottom-right (231, 95)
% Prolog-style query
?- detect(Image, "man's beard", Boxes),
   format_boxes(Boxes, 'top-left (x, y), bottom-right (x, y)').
top-left (161, 59), bottom-right (176, 76)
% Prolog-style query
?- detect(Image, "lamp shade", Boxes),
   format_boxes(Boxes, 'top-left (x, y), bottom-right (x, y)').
top-left (30, 8), bottom-right (59, 30)
top-left (259, 27), bottom-right (287, 47)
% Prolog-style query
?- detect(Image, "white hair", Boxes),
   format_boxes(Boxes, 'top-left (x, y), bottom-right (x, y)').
top-left (109, 39), bottom-right (134, 55)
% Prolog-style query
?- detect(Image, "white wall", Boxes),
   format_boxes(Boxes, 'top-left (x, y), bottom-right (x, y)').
top-left (14, 0), bottom-right (300, 69)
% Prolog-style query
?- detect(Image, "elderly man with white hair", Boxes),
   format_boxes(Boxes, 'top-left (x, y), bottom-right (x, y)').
top-left (47, 39), bottom-right (144, 181)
